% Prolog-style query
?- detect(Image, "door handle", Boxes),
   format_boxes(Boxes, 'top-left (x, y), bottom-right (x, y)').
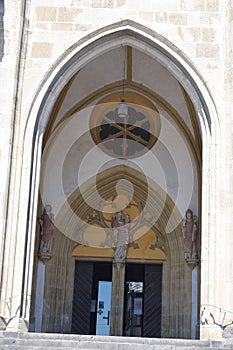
top-left (102, 310), bottom-right (110, 325)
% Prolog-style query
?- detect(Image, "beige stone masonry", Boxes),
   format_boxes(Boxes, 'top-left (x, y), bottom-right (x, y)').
top-left (35, 7), bottom-right (57, 22)
top-left (116, 0), bottom-right (126, 8)
top-left (51, 23), bottom-right (74, 31)
top-left (34, 22), bottom-right (50, 31)
top-left (178, 27), bottom-right (201, 42)
top-left (206, 59), bottom-right (221, 70)
top-left (74, 23), bottom-right (92, 31)
top-left (92, 0), bottom-right (102, 7)
top-left (202, 28), bottom-right (217, 42)
top-left (72, 0), bottom-right (92, 5)
top-left (58, 7), bottom-right (83, 22)
top-left (206, 0), bottom-right (220, 12)
top-left (31, 42), bottom-right (54, 58)
top-left (103, 0), bottom-right (114, 8)
top-left (181, 0), bottom-right (205, 11)
top-left (139, 11), bottom-right (153, 23)
top-left (196, 43), bottom-right (220, 58)
top-left (154, 12), bottom-right (168, 23)
top-left (169, 13), bottom-right (188, 25)
top-left (199, 13), bottom-right (221, 25)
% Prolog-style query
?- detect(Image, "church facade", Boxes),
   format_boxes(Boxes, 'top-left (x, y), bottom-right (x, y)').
top-left (0, 0), bottom-right (233, 340)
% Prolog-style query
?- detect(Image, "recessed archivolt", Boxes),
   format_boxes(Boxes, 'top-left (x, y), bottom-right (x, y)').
top-left (55, 165), bottom-right (183, 262)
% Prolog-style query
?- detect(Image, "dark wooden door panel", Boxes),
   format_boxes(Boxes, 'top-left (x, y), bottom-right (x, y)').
top-left (143, 264), bottom-right (162, 337)
top-left (71, 261), bottom-right (93, 334)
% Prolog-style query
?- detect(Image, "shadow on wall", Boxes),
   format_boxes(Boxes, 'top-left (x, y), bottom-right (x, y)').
top-left (0, 0), bottom-right (4, 62)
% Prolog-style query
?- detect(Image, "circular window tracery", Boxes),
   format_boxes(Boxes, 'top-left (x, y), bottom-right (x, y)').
top-left (90, 92), bottom-right (161, 159)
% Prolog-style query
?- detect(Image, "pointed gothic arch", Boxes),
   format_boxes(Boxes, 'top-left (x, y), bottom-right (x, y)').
top-left (15, 19), bottom-right (219, 339)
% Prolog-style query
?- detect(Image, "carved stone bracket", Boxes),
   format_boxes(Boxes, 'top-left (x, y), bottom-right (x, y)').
top-left (185, 257), bottom-right (200, 269)
top-left (113, 261), bottom-right (125, 269)
top-left (38, 252), bottom-right (52, 264)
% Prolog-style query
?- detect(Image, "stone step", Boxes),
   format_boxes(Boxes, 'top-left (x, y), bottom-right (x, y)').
top-left (0, 348), bottom-right (228, 350)
top-left (0, 347), bottom-right (99, 350)
top-left (0, 331), bottom-right (214, 346)
top-left (0, 343), bottom-right (228, 350)
top-left (0, 332), bottom-right (232, 350)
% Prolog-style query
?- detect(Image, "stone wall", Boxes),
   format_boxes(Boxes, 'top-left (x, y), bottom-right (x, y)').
top-left (26, 0), bottom-right (224, 105)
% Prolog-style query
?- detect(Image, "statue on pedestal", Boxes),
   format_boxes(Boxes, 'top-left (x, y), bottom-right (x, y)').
top-left (182, 209), bottom-right (198, 260)
top-left (112, 211), bottom-right (130, 261)
top-left (39, 204), bottom-right (54, 255)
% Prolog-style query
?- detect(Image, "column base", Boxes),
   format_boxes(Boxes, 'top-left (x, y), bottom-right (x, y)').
top-left (6, 318), bottom-right (29, 332)
top-left (200, 324), bottom-right (223, 340)
top-left (223, 325), bottom-right (233, 339)
top-left (0, 317), bottom-right (6, 330)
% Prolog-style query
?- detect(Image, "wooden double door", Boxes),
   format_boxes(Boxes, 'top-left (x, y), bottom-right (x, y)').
top-left (71, 261), bottom-right (162, 337)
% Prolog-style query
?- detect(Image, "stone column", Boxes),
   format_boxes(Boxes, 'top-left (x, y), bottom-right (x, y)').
top-left (110, 261), bottom-right (125, 336)
top-left (34, 260), bottom-right (45, 332)
top-left (191, 266), bottom-right (199, 339)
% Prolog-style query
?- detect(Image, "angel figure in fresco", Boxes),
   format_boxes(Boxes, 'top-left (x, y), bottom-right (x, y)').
top-left (39, 204), bottom-right (55, 254)
top-left (182, 209), bottom-right (197, 260)
top-left (112, 211), bottom-right (130, 261)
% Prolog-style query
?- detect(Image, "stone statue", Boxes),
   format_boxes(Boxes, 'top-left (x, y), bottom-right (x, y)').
top-left (39, 204), bottom-right (54, 254)
top-left (182, 209), bottom-right (197, 260)
top-left (112, 211), bottom-right (130, 261)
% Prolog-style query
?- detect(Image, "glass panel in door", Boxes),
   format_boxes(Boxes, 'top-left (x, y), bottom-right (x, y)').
top-left (124, 281), bottom-right (143, 337)
top-left (96, 281), bottom-right (112, 335)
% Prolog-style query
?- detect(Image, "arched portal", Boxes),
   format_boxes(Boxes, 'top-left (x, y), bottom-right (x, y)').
top-left (18, 20), bottom-right (218, 340)
top-left (38, 166), bottom-right (190, 338)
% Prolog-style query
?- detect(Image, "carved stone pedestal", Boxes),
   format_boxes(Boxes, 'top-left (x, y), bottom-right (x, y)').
top-left (186, 258), bottom-right (200, 270)
top-left (38, 252), bottom-right (52, 264)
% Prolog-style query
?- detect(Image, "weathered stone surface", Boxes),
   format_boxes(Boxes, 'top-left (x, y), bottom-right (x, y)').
top-left (196, 43), bottom-right (220, 58)
top-left (58, 7), bottom-right (83, 22)
top-left (223, 325), bottom-right (233, 339)
top-left (35, 7), bottom-right (57, 22)
top-left (169, 12), bottom-right (188, 25)
top-left (154, 12), bottom-right (168, 23)
top-left (1, 331), bottom-right (232, 349)
top-left (92, 0), bottom-right (102, 7)
top-left (202, 28), bottom-right (217, 42)
top-left (103, 0), bottom-right (114, 8)
top-left (178, 27), bottom-right (201, 42)
top-left (31, 42), bottom-right (54, 58)
top-left (139, 11), bottom-right (153, 22)
top-left (181, 0), bottom-right (205, 11)
top-left (206, 0), bottom-right (220, 12)
top-left (51, 23), bottom-right (74, 31)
